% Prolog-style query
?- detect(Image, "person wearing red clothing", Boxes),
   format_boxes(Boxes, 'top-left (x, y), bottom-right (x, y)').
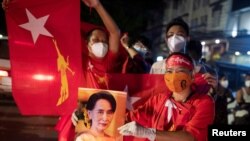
top-left (118, 52), bottom-right (215, 141)
top-left (56, 0), bottom-right (120, 140)
top-left (81, 0), bottom-right (120, 89)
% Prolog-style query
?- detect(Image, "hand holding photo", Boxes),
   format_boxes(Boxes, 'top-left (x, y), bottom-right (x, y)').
top-left (75, 88), bottom-right (127, 141)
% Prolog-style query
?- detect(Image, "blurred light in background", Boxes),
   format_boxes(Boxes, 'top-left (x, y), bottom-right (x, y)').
top-left (235, 51), bottom-right (240, 56)
top-left (231, 30), bottom-right (237, 38)
top-left (215, 39), bottom-right (220, 44)
top-left (33, 74), bottom-right (54, 81)
top-left (0, 70), bottom-right (8, 77)
top-left (201, 41), bottom-right (206, 46)
top-left (156, 56), bottom-right (164, 61)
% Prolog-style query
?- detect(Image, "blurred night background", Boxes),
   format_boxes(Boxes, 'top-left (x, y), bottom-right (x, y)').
top-left (1, 0), bottom-right (250, 91)
top-left (1, 0), bottom-right (250, 140)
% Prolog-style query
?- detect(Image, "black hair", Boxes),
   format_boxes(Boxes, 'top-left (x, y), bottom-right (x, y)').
top-left (186, 40), bottom-right (202, 61)
top-left (166, 52), bottom-right (194, 69)
top-left (245, 72), bottom-right (250, 77)
top-left (218, 71), bottom-right (227, 80)
top-left (128, 34), bottom-right (152, 50)
top-left (86, 91), bottom-right (116, 112)
top-left (85, 28), bottom-right (107, 42)
top-left (165, 17), bottom-right (189, 36)
top-left (75, 101), bottom-right (87, 120)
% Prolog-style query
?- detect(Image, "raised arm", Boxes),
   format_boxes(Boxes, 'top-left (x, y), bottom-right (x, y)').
top-left (120, 33), bottom-right (138, 58)
top-left (82, 0), bottom-right (120, 54)
top-left (1, 0), bottom-right (9, 10)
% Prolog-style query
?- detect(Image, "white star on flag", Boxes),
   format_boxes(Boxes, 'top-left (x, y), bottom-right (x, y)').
top-left (19, 9), bottom-right (53, 44)
top-left (123, 85), bottom-right (141, 110)
top-left (165, 99), bottom-right (177, 122)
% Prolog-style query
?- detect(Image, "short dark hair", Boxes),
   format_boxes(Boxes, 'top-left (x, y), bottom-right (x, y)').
top-left (86, 91), bottom-right (116, 112)
top-left (187, 40), bottom-right (202, 61)
top-left (128, 35), bottom-right (152, 50)
top-left (85, 28), bottom-right (107, 42)
top-left (218, 71), bottom-right (227, 80)
top-left (165, 18), bottom-right (189, 36)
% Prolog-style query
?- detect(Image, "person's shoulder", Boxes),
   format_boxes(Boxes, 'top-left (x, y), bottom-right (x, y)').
top-left (150, 59), bottom-right (166, 74)
top-left (152, 59), bottom-right (166, 67)
top-left (202, 63), bottom-right (217, 74)
top-left (191, 93), bottom-right (214, 105)
top-left (146, 92), bottom-right (171, 103)
top-left (107, 50), bottom-right (118, 58)
top-left (226, 87), bottom-right (233, 93)
top-left (157, 92), bottom-right (171, 98)
top-left (236, 87), bottom-right (244, 94)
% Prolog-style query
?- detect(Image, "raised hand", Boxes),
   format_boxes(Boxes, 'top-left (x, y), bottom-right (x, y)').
top-left (82, 0), bottom-right (100, 8)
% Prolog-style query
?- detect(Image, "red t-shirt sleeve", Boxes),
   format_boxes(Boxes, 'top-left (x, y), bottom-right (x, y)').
top-left (105, 51), bottom-right (119, 72)
top-left (126, 95), bottom-right (156, 127)
top-left (126, 93), bottom-right (168, 128)
top-left (184, 95), bottom-right (215, 141)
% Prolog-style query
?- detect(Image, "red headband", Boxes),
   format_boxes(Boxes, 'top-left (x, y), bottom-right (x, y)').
top-left (166, 54), bottom-right (194, 70)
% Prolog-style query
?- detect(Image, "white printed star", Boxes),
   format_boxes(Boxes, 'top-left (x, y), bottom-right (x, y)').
top-left (19, 9), bottom-right (53, 44)
top-left (123, 85), bottom-right (141, 110)
top-left (87, 61), bottom-right (94, 71)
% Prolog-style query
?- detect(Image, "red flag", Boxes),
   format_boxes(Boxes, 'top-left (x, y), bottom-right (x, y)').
top-left (56, 73), bottom-right (211, 141)
top-left (194, 72), bottom-right (211, 94)
top-left (5, 0), bottom-right (83, 115)
top-left (108, 74), bottom-right (168, 110)
top-left (55, 114), bottom-right (75, 141)
top-left (107, 74), bottom-right (165, 141)
top-left (107, 73), bottom-right (211, 141)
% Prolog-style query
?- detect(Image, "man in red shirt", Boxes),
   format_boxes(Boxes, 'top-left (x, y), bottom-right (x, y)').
top-left (119, 52), bottom-right (215, 141)
top-left (81, 0), bottom-right (120, 89)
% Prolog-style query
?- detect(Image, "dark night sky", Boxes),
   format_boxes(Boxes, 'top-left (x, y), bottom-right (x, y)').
top-left (0, 0), bottom-right (166, 37)
top-left (0, 7), bottom-right (7, 36)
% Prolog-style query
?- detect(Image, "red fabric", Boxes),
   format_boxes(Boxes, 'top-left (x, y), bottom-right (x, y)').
top-left (122, 57), bottom-right (129, 73)
top-left (109, 74), bottom-right (168, 141)
top-left (183, 94), bottom-right (215, 141)
top-left (5, 0), bottom-right (83, 115)
top-left (55, 114), bottom-right (75, 141)
top-left (59, 74), bottom-right (167, 141)
top-left (166, 54), bottom-right (194, 70)
top-left (80, 22), bottom-right (122, 89)
top-left (58, 22), bottom-right (122, 141)
top-left (108, 74), bottom-right (168, 109)
top-left (53, 73), bottom-right (211, 141)
top-left (194, 72), bottom-right (211, 94)
top-left (82, 52), bottom-right (118, 89)
top-left (126, 91), bottom-right (215, 141)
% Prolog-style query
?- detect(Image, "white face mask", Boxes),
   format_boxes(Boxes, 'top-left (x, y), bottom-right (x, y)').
top-left (133, 44), bottom-right (147, 57)
top-left (245, 80), bottom-right (250, 87)
top-left (91, 42), bottom-right (108, 58)
top-left (220, 80), bottom-right (229, 88)
top-left (167, 35), bottom-right (186, 53)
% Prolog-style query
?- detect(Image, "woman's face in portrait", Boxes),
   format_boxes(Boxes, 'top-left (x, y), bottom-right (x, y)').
top-left (88, 99), bottom-right (114, 132)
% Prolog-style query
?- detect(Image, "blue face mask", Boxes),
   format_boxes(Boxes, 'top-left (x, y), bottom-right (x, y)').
top-left (133, 44), bottom-right (147, 57)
